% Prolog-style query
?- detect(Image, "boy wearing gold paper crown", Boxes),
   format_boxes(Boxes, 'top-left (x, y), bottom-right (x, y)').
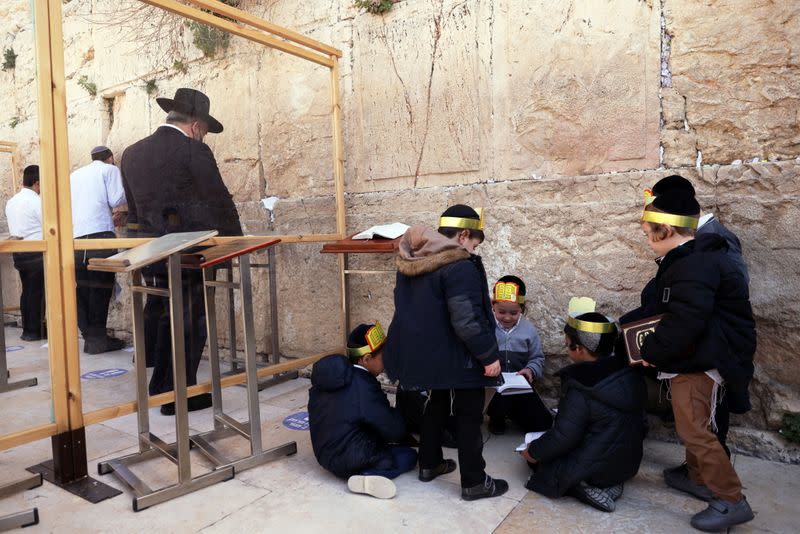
top-left (521, 299), bottom-right (645, 513)
top-left (486, 275), bottom-right (553, 435)
top-left (384, 204), bottom-right (509, 501)
top-left (635, 190), bottom-right (756, 531)
top-left (308, 323), bottom-right (417, 499)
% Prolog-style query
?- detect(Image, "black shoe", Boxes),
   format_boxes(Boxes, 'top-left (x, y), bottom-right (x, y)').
top-left (188, 393), bottom-right (213, 412)
top-left (419, 459), bottom-right (457, 482)
top-left (568, 481), bottom-right (616, 512)
top-left (462, 475), bottom-right (509, 501)
top-left (690, 497), bottom-right (754, 532)
top-left (84, 336), bottom-right (126, 354)
top-left (488, 418), bottom-right (506, 435)
top-left (606, 483), bottom-right (624, 501)
top-left (160, 402), bottom-right (175, 416)
top-left (664, 465), bottom-right (713, 501)
top-left (20, 332), bottom-right (42, 341)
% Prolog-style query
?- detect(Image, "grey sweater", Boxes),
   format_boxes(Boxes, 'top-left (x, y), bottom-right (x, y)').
top-left (495, 317), bottom-right (545, 378)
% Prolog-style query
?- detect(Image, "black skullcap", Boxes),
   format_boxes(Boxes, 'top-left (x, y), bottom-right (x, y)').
top-left (498, 275), bottom-right (526, 295)
top-left (440, 204), bottom-right (480, 222)
top-left (347, 324), bottom-right (374, 349)
top-left (652, 175), bottom-right (695, 197)
top-left (651, 189), bottom-right (700, 216)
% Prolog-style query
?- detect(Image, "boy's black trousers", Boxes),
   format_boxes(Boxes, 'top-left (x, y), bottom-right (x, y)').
top-left (420, 387), bottom-right (486, 488)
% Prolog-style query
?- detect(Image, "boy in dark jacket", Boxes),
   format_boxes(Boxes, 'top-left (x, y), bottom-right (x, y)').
top-left (308, 323), bottom-right (417, 499)
top-left (521, 306), bottom-right (645, 513)
top-left (638, 191), bottom-right (756, 531)
top-left (384, 204), bottom-right (508, 501)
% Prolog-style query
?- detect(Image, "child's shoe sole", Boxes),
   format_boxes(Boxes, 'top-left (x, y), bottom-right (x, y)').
top-left (347, 475), bottom-right (396, 499)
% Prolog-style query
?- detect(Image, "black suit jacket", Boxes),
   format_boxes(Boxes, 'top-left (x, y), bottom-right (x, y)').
top-left (120, 126), bottom-right (243, 237)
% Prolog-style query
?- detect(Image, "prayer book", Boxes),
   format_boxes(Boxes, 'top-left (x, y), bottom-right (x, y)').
top-left (352, 222), bottom-right (409, 240)
top-left (515, 431), bottom-right (546, 452)
top-left (495, 372), bottom-right (533, 395)
top-left (620, 314), bottom-right (663, 363)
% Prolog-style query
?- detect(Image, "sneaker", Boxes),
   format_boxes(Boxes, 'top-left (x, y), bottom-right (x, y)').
top-left (419, 459), bottom-right (457, 482)
top-left (462, 475), bottom-right (509, 501)
top-left (160, 402), bottom-right (176, 416)
top-left (20, 332), bottom-right (42, 341)
top-left (347, 475), bottom-right (396, 499)
top-left (84, 336), bottom-right (126, 354)
top-left (159, 394), bottom-right (212, 416)
top-left (664, 466), bottom-right (713, 501)
top-left (488, 418), bottom-right (506, 435)
top-left (605, 484), bottom-right (624, 501)
top-left (568, 481), bottom-right (616, 512)
top-left (690, 497), bottom-right (754, 532)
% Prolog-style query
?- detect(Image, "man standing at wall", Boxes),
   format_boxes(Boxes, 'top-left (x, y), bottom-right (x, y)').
top-left (5, 165), bottom-right (45, 341)
top-left (120, 88), bottom-right (243, 415)
top-left (70, 145), bottom-right (128, 354)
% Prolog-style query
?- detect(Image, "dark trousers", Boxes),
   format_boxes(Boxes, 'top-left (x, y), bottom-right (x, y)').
top-left (487, 389), bottom-right (553, 432)
top-left (12, 252), bottom-right (45, 338)
top-left (74, 231), bottom-right (117, 340)
top-left (144, 265), bottom-right (207, 396)
top-left (361, 447), bottom-right (418, 479)
top-left (420, 388), bottom-right (486, 488)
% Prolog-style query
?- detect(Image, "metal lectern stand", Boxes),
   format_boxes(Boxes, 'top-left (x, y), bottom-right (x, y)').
top-left (0, 473), bottom-right (42, 531)
top-left (0, 262), bottom-right (37, 393)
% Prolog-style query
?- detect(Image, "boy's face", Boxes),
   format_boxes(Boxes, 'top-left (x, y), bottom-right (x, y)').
top-left (641, 221), bottom-right (672, 257)
top-left (564, 334), bottom-right (594, 364)
top-left (493, 301), bottom-right (522, 329)
top-left (456, 229), bottom-right (482, 252)
top-left (361, 348), bottom-right (385, 376)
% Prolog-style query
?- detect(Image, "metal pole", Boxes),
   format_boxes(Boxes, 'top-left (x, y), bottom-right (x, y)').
top-left (131, 270), bottom-right (150, 452)
top-left (166, 254), bottom-right (190, 483)
top-left (238, 255), bottom-right (263, 454)
top-left (267, 247), bottom-right (280, 365)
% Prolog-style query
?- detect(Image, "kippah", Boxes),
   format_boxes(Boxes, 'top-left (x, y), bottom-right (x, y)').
top-left (440, 204), bottom-right (480, 221)
top-left (651, 190), bottom-right (700, 216)
top-left (652, 175), bottom-right (695, 197)
top-left (91, 145), bottom-right (111, 156)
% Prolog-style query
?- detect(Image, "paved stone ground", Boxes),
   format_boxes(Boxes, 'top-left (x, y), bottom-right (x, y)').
top-left (1, 328), bottom-right (797, 533)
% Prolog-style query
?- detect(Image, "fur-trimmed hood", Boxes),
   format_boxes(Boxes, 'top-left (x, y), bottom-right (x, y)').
top-left (395, 225), bottom-right (470, 276)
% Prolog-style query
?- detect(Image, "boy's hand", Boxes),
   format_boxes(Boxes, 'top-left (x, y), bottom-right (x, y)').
top-left (484, 360), bottom-right (501, 377)
top-left (517, 368), bottom-right (534, 383)
top-left (520, 448), bottom-right (537, 464)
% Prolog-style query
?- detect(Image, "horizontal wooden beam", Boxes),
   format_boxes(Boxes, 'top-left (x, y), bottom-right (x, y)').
top-left (184, 0), bottom-right (341, 58)
top-left (82, 351), bottom-right (333, 426)
top-left (0, 241), bottom-right (47, 253)
top-left (0, 423), bottom-right (58, 452)
top-left (139, 0), bottom-right (334, 67)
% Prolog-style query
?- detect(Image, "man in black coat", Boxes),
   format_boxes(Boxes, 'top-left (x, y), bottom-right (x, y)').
top-left (120, 88), bottom-right (243, 414)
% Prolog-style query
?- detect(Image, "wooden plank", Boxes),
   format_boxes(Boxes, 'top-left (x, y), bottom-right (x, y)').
top-left (0, 241), bottom-right (47, 253)
top-left (182, 237), bottom-right (281, 269)
top-left (330, 57), bottom-right (347, 238)
top-left (184, 0), bottom-right (341, 57)
top-left (0, 423), bottom-right (59, 452)
top-left (72, 233), bottom-right (341, 251)
top-left (87, 231), bottom-right (217, 273)
top-left (321, 235), bottom-right (399, 254)
top-left (139, 0), bottom-right (334, 67)
top-left (82, 351), bottom-right (335, 427)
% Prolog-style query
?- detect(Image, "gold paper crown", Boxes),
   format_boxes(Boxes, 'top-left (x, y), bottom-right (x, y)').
top-left (347, 322), bottom-right (387, 358)
top-left (644, 188), bottom-right (655, 206)
top-left (439, 207), bottom-right (484, 231)
top-left (566, 297), bottom-right (616, 334)
top-left (493, 281), bottom-right (525, 305)
top-left (641, 210), bottom-right (699, 229)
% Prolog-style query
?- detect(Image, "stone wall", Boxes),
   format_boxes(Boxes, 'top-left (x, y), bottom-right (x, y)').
top-left (1, 0), bottom-right (798, 459)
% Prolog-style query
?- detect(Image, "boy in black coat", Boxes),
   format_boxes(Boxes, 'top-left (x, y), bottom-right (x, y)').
top-left (521, 308), bottom-right (645, 513)
top-left (308, 323), bottom-right (417, 499)
top-left (637, 191), bottom-right (756, 531)
top-left (384, 204), bottom-right (508, 501)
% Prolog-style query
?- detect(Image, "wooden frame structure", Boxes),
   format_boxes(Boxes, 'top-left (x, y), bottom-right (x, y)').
top-left (0, 0), bottom-right (348, 490)
top-left (0, 141), bottom-right (21, 192)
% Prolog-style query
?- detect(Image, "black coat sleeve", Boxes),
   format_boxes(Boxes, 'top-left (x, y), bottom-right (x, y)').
top-left (358, 377), bottom-right (406, 443)
top-left (442, 261), bottom-right (499, 365)
top-left (527, 388), bottom-right (589, 463)
top-left (188, 142), bottom-right (243, 236)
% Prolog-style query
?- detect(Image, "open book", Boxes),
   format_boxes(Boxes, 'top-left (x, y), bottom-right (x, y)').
top-left (515, 431), bottom-right (546, 452)
top-left (352, 222), bottom-right (409, 240)
top-left (495, 372), bottom-right (533, 396)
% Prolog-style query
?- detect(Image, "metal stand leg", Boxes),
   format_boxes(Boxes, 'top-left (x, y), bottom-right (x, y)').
top-left (0, 262), bottom-right (37, 393)
top-left (226, 266), bottom-right (237, 372)
top-left (98, 255), bottom-right (234, 511)
top-left (0, 473), bottom-right (42, 531)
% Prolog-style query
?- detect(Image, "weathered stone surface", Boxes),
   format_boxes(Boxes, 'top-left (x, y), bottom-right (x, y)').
top-left (665, 0), bottom-right (800, 163)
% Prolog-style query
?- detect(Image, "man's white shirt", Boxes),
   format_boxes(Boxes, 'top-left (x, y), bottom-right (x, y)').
top-left (70, 160), bottom-right (127, 237)
top-left (5, 187), bottom-right (42, 240)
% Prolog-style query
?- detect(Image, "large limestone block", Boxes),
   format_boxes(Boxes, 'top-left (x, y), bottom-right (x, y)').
top-left (665, 0), bottom-right (800, 163)
top-left (502, 0), bottom-right (661, 177)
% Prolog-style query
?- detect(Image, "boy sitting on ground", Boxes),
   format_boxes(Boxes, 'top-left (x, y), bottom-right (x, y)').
top-left (308, 323), bottom-right (417, 499)
top-left (521, 300), bottom-right (646, 513)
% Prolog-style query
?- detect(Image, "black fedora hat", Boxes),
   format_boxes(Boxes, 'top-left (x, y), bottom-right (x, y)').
top-left (156, 88), bottom-right (223, 133)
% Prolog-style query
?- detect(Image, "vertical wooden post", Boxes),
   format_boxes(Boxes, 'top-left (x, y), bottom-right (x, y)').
top-left (32, 0), bottom-right (86, 482)
top-left (330, 56), bottom-right (349, 342)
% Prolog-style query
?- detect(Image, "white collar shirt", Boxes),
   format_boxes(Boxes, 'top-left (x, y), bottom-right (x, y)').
top-left (159, 123), bottom-right (189, 137)
top-left (5, 187), bottom-right (42, 240)
top-left (70, 160), bottom-right (127, 237)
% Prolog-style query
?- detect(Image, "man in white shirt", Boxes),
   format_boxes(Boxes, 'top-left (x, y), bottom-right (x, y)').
top-left (5, 165), bottom-right (45, 341)
top-left (70, 146), bottom-right (127, 354)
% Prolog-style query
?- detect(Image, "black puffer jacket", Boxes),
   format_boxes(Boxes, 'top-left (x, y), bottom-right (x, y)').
top-left (640, 234), bottom-right (756, 407)
top-left (526, 356), bottom-right (646, 498)
top-left (384, 227), bottom-right (500, 390)
top-left (308, 355), bottom-right (406, 479)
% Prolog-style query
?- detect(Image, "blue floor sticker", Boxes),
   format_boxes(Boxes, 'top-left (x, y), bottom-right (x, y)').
top-left (5, 345), bottom-right (24, 352)
top-left (81, 368), bottom-right (128, 380)
top-left (283, 411), bottom-right (309, 431)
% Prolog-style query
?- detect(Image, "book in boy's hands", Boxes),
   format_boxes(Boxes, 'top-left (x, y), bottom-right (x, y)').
top-left (495, 372), bottom-right (533, 395)
top-left (620, 314), bottom-right (663, 363)
top-left (351, 222), bottom-right (409, 240)
top-left (515, 431), bottom-right (546, 452)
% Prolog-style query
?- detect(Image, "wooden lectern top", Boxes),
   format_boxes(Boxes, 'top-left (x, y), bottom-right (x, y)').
top-left (320, 235), bottom-right (400, 254)
top-left (87, 231), bottom-right (218, 272)
top-left (181, 237), bottom-right (281, 269)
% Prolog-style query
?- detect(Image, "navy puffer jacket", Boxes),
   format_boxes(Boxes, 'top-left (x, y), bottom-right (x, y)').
top-left (308, 355), bottom-right (406, 479)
